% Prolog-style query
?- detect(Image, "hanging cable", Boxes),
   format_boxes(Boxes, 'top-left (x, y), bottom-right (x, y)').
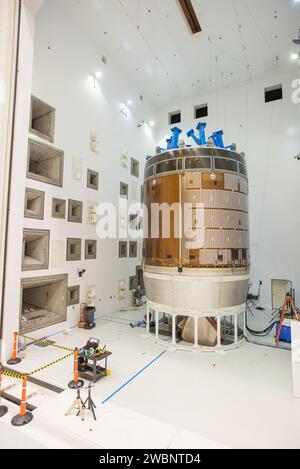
top-left (232, 0), bottom-right (252, 77)
top-left (118, 0), bottom-right (186, 100)
top-left (245, 302), bottom-right (279, 337)
top-left (215, 56), bottom-right (220, 129)
top-left (152, 0), bottom-right (201, 92)
top-left (241, 0), bottom-right (277, 60)
top-left (208, 37), bottom-right (213, 85)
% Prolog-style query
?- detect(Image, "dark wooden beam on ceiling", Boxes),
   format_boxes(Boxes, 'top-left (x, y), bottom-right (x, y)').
top-left (177, 0), bottom-right (202, 35)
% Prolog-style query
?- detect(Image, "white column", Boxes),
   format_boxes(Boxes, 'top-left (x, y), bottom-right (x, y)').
top-left (194, 317), bottom-right (199, 348)
top-left (172, 315), bottom-right (176, 345)
top-left (234, 314), bottom-right (238, 344)
top-left (217, 317), bottom-right (221, 348)
top-left (155, 310), bottom-right (159, 342)
top-left (0, 1), bottom-right (43, 361)
top-left (146, 303), bottom-right (150, 334)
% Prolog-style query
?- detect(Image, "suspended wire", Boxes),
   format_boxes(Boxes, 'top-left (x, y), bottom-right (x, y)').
top-left (152, 0), bottom-right (201, 93)
top-left (118, 0), bottom-right (186, 100)
top-left (232, 0), bottom-right (253, 83)
top-left (208, 37), bottom-right (213, 85)
top-left (245, 64), bottom-right (250, 154)
top-left (137, 0), bottom-right (140, 29)
top-left (215, 56), bottom-right (220, 129)
top-left (209, 37), bottom-right (246, 68)
top-left (241, 0), bottom-right (277, 60)
top-left (251, 56), bottom-right (279, 272)
top-left (221, 70), bottom-right (226, 131)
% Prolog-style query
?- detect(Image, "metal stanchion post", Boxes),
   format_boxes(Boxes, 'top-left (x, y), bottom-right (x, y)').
top-left (11, 376), bottom-right (33, 426)
top-left (0, 370), bottom-right (8, 418)
top-left (68, 348), bottom-right (84, 389)
top-left (7, 332), bottom-right (22, 365)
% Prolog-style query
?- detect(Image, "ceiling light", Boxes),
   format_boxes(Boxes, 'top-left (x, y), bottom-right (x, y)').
top-left (149, 120), bottom-right (155, 127)
top-left (127, 99), bottom-right (132, 106)
top-left (95, 71), bottom-right (102, 79)
top-left (291, 52), bottom-right (300, 61)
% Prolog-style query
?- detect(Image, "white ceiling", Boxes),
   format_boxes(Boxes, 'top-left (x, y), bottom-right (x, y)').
top-left (49, 0), bottom-right (300, 107)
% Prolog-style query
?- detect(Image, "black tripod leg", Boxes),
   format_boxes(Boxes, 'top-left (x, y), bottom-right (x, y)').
top-left (82, 397), bottom-right (88, 409)
top-left (91, 404), bottom-right (97, 421)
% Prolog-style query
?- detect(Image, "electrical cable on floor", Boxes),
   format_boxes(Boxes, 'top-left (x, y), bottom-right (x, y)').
top-left (246, 294), bottom-right (300, 350)
top-left (245, 302), bottom-right (279, 337)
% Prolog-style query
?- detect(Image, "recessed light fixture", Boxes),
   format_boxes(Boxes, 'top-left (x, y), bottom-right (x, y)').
top-left (291, 52), bottom-right (300, 61)
top-left (121, 101), bottom-right (131, 117)
top-left (137, 120), bottom-right (155, 129)
top-left (89, 72), bottom-right (102, 88)
top-left (293, 28), bottom-right (300, 45)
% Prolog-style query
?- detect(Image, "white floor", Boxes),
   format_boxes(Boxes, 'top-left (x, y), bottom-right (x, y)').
top-left (0, 308), bottom-right (299, 449)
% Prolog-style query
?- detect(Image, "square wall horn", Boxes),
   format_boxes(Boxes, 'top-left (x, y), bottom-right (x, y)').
top-left (24, 188), bottom-right (45, 220)
top-left (119, 241), bottom-right (128, 258)
top-left (87, 169), bottom-right (99, 191)
top-left (129, 241), bottom-right (138, 258)
top-left (120, 182), bottom-right (129, 199)
top-left (68, 199), bottom-right (83, 223)
top-left (68, 285), bottom-right (80, 306)
top-left (52, 198), bottom-right (66, 219)
top-left (30, 95), bottom-right (55, 142)
top-left (22, 229), bottom-right (50, 271)
top-left (85, 240), bottom-right (97, 260)
top-left (66, 238), bottom-right (82, 261)
top-left (27, 139), bottom-right (64, 187)
top-left (131, 158), bottom-right (139, 178)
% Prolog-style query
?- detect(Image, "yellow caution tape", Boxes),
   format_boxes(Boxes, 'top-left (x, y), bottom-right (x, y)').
top-left (0, 370), bottom-right (25, 380)
top-left (17, 333), bottom-right (74, 353)
top-left (28, 352), bottom-right (74, 376)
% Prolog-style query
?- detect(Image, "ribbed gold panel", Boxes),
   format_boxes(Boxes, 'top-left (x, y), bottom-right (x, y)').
top-left (144, 157), bottom-right (249, 269)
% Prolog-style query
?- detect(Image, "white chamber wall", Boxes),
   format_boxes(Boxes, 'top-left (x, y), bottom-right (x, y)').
top-left (154, 71), bottom-right (300, 310)
top-left (2, 0), bottom-right (155, 351)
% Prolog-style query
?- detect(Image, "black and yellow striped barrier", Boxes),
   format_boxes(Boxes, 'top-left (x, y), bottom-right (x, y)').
top-left (7, 332), bottom-right (82, 391)
top-left (28, 352), bottom-right (74, 377)
top-left (0, 369), bottom-right (25, 380)
top-left (17, 333), bottom-right (74, 353)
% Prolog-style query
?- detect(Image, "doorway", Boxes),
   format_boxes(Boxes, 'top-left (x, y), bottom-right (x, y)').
top-left (272, 279), bottom-right (293, 309)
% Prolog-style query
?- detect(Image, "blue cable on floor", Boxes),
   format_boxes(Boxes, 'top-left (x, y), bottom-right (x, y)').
top-left (101, 350), bottom-right (167, 405)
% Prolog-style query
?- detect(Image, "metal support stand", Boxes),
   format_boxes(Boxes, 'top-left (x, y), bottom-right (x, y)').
top-left (82, 385), bottom-right (97, 421)
top-left (68, 348), bottom-right (84, 389)
top-left (0, 370), bottom-right (8, 417)
top-left (8, 332), bottom-right (22, 365)
top-left (65, 389), bottom-right (85, 421)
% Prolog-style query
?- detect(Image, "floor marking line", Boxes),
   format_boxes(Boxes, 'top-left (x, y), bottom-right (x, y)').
top-left (101, 350), bottom-right (167, 404)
